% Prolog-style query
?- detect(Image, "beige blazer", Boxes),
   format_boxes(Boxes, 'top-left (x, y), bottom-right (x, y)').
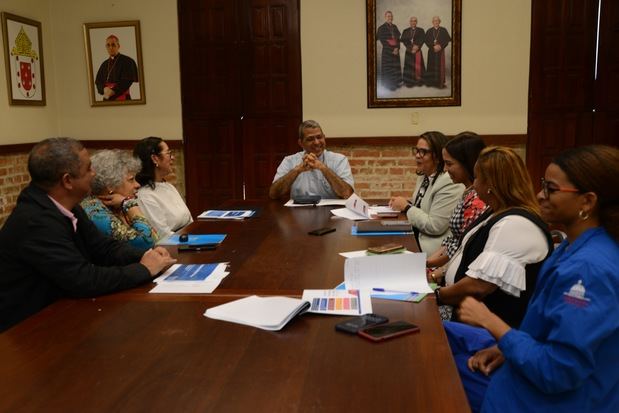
top-left (406, 172), bottom-right (464, 254)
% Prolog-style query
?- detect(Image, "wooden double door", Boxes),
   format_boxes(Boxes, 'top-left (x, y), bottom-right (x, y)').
top-left (527, 0), bottom-right (619, 184)
top-left (178, 0), bottom-right (302, 214)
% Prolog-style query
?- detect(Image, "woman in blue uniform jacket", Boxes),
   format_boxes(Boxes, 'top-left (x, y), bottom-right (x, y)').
top-left (445, 145), bottom-right (619, 413)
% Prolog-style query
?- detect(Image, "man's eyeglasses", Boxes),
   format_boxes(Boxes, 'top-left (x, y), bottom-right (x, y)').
top-left (413, 147), bottom-right (431, 157)
top-left (540, 178), bottom-right (580, 198)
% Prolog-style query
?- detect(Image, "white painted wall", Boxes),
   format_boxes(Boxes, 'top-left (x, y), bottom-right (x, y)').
top-left (301, 0), bottom-right (531, 137)
top-left (0, 0), bottom-right (531, 144)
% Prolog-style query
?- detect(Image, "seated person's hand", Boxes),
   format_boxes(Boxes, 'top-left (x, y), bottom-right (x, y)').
top-left (467, 346), bottom-right (505, 376)
top-left (457, 296), bottom-right (493, 327)
top-left (294, 157), bottom-right (312, 173)
top-left (152, 246), bottom-right (173, 259)
top-left (140, 248), bottom-right (177, 276)
top-left (426, 266), bottom-right (446, 283)
top-left (103, 86), bottom-right (114, 99)
top-left (389, 196), bottom-right (409, 212)
top-left (304, 153), bottom-right (325, 171)
top-left (98, 192), bottom-right (126, 209)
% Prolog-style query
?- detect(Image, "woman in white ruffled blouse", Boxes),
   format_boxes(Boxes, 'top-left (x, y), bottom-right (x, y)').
top-left (434, 147), bottom-right (553, 328)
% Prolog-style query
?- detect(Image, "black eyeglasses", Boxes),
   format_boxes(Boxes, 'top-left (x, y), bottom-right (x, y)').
top-left (413, 147), bottom-right (430, 157)
top-left (540, 178), bottom-right (580, 198)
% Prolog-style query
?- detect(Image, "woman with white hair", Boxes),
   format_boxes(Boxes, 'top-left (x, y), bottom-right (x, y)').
top-left (81, 149), bottom-right (158, 249)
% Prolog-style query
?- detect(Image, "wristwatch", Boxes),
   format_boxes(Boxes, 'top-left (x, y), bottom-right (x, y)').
top-left (434, 287), bottom-right (443, 306)
top-left (403, 203), bottom-right (412, 214)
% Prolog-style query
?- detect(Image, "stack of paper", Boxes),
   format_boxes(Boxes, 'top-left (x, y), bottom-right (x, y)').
top-left (331, 193), bottom-right (399, 220)
top-left (343, 253), bottom-right (433, 299)
top-left (204, 289), bottom-right (373, 331)
top-left (339, 249), bottom-right (414, 258)
top-left (150, 263), bottom-right (229, 293)
top-left (198, 210), bottom-right (255, 220)
top-left (205, 295), bottom-right (310, 331)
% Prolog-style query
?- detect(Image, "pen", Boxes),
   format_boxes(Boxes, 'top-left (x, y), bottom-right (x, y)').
top-left (372, 288), bottom-right (418, 295)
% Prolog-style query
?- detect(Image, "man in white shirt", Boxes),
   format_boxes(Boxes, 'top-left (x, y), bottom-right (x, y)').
top-left (269, 120), bottom-right (354, 199)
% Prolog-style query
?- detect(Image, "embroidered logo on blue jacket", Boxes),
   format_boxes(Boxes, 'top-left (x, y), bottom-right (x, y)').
top-left (563, 280), bottom-right (590, 308)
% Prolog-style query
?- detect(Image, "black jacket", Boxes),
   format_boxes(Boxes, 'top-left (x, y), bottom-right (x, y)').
top-left (0, 184), bottom-right (151, 331)
top-left (454, 208), bottom-right (553, 327)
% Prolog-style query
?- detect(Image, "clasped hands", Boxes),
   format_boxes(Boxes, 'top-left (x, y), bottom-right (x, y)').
top-left (295, 153), bottom-right (326, 173)
top-left (388, 196), bottom-right (409, 211)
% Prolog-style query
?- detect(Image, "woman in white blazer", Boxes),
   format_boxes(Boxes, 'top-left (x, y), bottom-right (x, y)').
top-left (390, 131), bottom-right (464, 254)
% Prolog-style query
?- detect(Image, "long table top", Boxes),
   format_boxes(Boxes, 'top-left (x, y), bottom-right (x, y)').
top-left (0, 200), bottom-right (470, 412)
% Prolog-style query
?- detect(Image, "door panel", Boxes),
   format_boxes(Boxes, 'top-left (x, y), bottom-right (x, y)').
top-left (179, 0), bottom-right (301, 212)
top-left (242, 118), bottom-right (299, 199)
top-left (594, 0), bottom-right (619, 145)
top-left (527, 0), bottom-right (599, 184)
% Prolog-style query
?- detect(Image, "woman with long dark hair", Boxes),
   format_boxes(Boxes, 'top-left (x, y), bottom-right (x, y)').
top-left (133, 137), bottom-right (192, 238)
top-left (426, 132), bottom-right (487, 270)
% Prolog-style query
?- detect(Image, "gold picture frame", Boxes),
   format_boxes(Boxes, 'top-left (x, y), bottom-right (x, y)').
top-left (83, 20), bottom-right (146, 106)
top-left (367, 0), bottom-right (461, 108)
top-left (1, 12), bottom-right (46, 106)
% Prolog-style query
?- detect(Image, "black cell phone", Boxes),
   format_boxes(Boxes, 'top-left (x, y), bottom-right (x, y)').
top-left (178, 243), bottom-right (218, 252)
top-left (308, 227), bottom-right (336, 236)
top-left (335, 314), bottom-right (389, 334)
top-left (293, 195), bottom-right (321, 205)
top-left (358, 321), bottom-right (420, 342)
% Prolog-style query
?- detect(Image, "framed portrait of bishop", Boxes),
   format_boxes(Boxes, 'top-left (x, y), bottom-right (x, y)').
top-left (367, 0), bottom-right (461, 108)
top-left (1, 12), bottom-right (46, 106)
top-left (83, 20), bottom-right (146, 106)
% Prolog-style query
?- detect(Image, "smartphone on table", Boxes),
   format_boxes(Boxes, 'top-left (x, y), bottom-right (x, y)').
top-left (308, 227), bottom-right (336, 236)
top-left (366, 243), bottom-right (405, 254)
top-left (358, 321), bottom-right (420, 342)
top-left (335, 313), bottom-right (389, 334)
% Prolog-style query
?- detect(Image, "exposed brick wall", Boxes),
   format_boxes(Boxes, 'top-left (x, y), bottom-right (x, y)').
top-left (330, 145), bottom-right (417, 199)
top-left (0, 148), bottom-right (187, 228)
top-left (0, 141), bottom-right (524, 227)
top-left (0, 153), bottom-right (31, 226)
top-left (329, 143), bottom-right (525, 200)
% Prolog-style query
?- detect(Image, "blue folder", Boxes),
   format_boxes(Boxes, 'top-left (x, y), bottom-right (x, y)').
top-left (159, 234), bottom-right (227, 246)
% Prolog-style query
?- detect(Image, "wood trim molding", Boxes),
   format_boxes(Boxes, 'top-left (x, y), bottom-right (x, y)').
top-left (0, 135), bottom-right (525, 155)
top-left (0, 143), bottom-right (34, 155)
top-left (0, 140), bottom-right (184, 155)
top-left (327, 134), bottom-right (527, 146)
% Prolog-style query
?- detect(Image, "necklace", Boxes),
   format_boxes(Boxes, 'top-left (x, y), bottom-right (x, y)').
top-left (105, 56), bottom-right (119, 82)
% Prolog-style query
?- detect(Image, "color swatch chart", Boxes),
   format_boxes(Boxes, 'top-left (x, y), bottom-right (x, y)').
top-left (301, 289), bottom-right (373, 316)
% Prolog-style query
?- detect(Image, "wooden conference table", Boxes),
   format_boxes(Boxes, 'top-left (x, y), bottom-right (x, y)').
top-left (0, 201), bottom-right (470, 413)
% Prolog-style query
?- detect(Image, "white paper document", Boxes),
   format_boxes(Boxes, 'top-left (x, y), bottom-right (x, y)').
top-left (339, 249), bottom-right (414, 258)
top-left (150, 263), bottom-right (229, 293)
top-left (198, 210), bottom-right (254, 219)
top-left (284, 199), bottom-right (347, 207)
top-left (331, 193), bottom-right (399, 221)
top-left (204, 295), bottom-right (310, 331)
top-left (344, 253), bottom-right (433, 294)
